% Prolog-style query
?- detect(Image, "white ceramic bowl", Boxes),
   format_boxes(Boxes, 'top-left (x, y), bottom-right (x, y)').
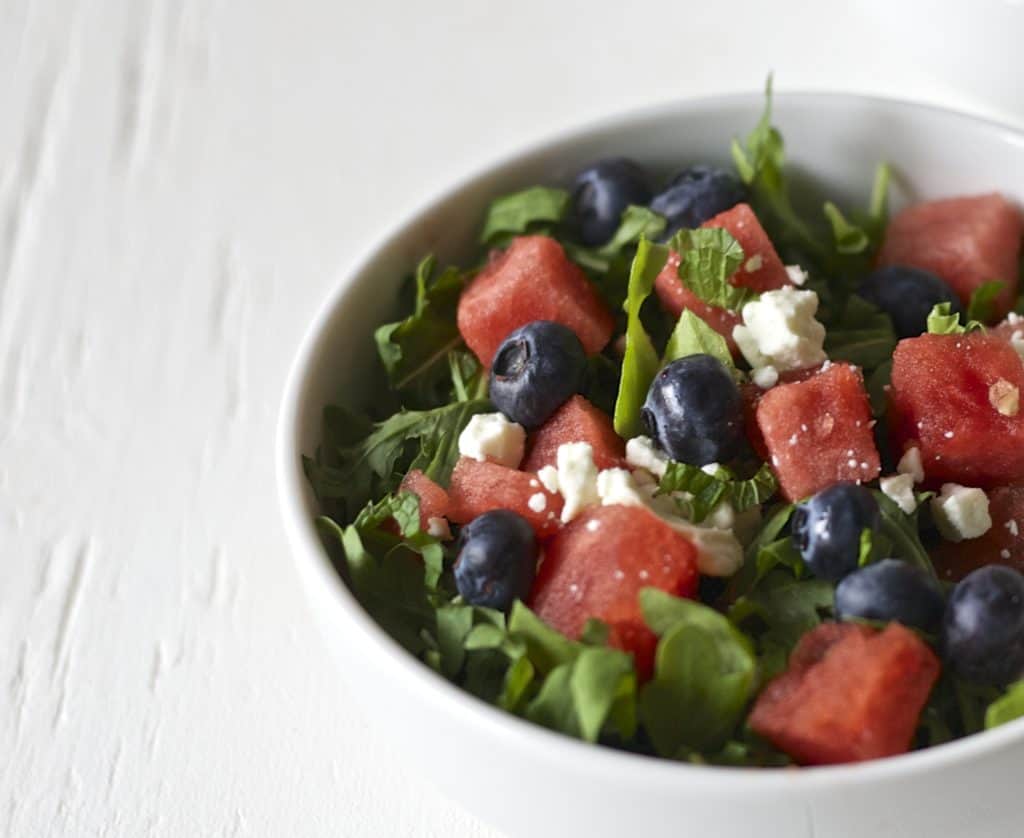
top-left (277, 93), bottom-right (1024, 838)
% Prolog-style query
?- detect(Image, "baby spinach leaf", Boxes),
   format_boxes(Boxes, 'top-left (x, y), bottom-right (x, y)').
top-left (613, 237), bottom-right (669, 437)
top-left (823, 202), bottom-right (870, 255)
top-left (480, 186), bottom-right (569, 245)
top-left (985, 680), bottom-right (1024, 729)
top-left (571, 647), bottom-right (637, 742)
top-left (665, 227), bottom-right (750, 311)
top-left (507, 601), bottom-right (582, 675)
top-left (663, 309), bottom-right (734, 370)
top-left (967, 280), bottom-right (1006, 324)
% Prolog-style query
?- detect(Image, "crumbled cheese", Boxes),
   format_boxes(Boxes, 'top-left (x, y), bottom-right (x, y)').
top-left (931, 484), bottom-right (992, 542)
top-left (625, 436), bottom-right (669, 479)
top-left (880, 474), bottom-right (917, 515)
top-left (426, 517), bottom-right (451, 540)
top-left (660, 515), bottom-right (744, 577)
top-left (556, 442), bottom-right (600, 523)
top-left (732, 287), bottom-right (827, 373)
top-left (596, 468), bottom-right (648, 509)
top-left (744, 254), bottom-right (763, 273)
top-left (701, 462), bottom-right (723, 477)
top-left (751, 365), bottom-right (779, 389)
top-left (631, 467), bottom-right (658, 487)
top-left (1007, 519), bottom-right (1020, 537)
top-left (537, 465), bottom-right (560, 494)
top-left (897, 446), bottom-right (925, 484)
top-left (784, 264), bottom-right (809, 286)
top-left (527, 492), bottom-right (547, 513)
top-left (457, 412), bottom-right (525, 467)
top-left (1011, 330), bottom-right (1024, 362)
top-left (705, 500), bottom-right (735, 531)
top-left (989, 379), bottom-right (1020, 417)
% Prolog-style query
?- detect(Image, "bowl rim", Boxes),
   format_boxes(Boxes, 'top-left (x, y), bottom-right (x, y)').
top-left (276, 89), bottom-right (1024, 792)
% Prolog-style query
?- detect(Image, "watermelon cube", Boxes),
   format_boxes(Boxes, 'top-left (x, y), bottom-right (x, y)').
top-left (749, 622), bottom-right (941, 765)
top-left (447, 457), bottom-right (563, 537)
top-left (756, 363), bottom-right (880, 501)
top-left (456, 235), bottom-right (615, 366)
top-left (878, 193), bottom-right (1023, 320)
top-left (654, 203), bottom-right (791, 349)
top-left (889, 333), bottom-right (1024, 488)
top-left (528, 504), bottom-right (699, 679)
top-left (398, 469), bottom-right (451, 530)
top-left (741, 365), bottom-right (824, 459)
top-left (932, 486), bottom-right (1024, 581)
top-left (521, 395), bottom-right (625, 473)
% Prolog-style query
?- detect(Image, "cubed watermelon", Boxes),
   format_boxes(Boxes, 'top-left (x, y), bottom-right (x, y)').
top-left (749, 622), bottom-right (940, 765)
top-left (878, 194), bottom-right (1023, 320)
top-left (756, 363), bottom-right (880, 501)
top-left (654, 203), bottom-right (791, 349)
top-left (399, 469), bottom-right (451, 530)
top-left (889, 333), bottom-right (1024, 487)
top-left (520, 395), bottom-right (625, 473)
top-left (456, 235), bottom-right (615, 366)
top-left (528, 504), bottom-right (699, 679)
top-left (447, 457), bottom-right (563, 537)
top-left (932, 485), bottom-right (1024, 581)
top-left (741, 365), bottom-right (823, 459)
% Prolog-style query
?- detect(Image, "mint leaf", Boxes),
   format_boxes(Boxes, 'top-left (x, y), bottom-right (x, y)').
top-left (823, 202), bottom-right (870, 255)
top-left (985, 680), bottom-right (1024, 729)
top-left (663, 309), bottom-right (734, 370)
top-left (480, 186), bottom-right (569, 245)
top-left (967, 280), bottom-right (1006, 324)
top-left (613, 237), bottom-right (669, 437)
top-left (927, 302), bottom-right (967, 335)
top-left (873, 489), bottom-right (936, 578)
top-left (823, 293), bottom-right (897, 372)
top-left (658, 461), bottom-right (777, 524)
top-left (665, 227), bottom-right (750, 311)
top-left (639, 590), bottom-right (757, 755)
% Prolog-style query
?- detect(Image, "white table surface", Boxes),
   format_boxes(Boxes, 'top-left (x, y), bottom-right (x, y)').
top-left (2, 1), bottom-right (1019, 835)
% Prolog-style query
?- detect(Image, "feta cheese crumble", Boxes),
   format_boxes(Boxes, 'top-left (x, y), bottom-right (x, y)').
top-left (624, 435), bottom-right (669, 479)
top-left (880, 474), bottom-right (917, 515)
top-left (426, 517), bottom-right (451, 540)
top-left (784, 264), bottom-right (809, 286)
top-left (537, 465), bottom-right (560, 494)
top-left (931, 484), bottom-right (992, 542)
top-left (457, 412), bottom-right (525, 468)
top-left (751, 365), bottom-right (779, 389)
top-left (989, 378), bottom-right (1020, 417)
top-left (596, 468), bottom-right (648, 509)
top-left (527, 492), bottom-right (547, 513)
top-left (897, 446), bottom-right (925, 484)
top-left (732, 287), bottom-right (827, 374)
top-left (555, 442), bottom-right (600, 523)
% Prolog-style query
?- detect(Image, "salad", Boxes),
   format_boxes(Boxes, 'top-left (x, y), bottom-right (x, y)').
top-left (304, 83), bottom-right (1024, 767)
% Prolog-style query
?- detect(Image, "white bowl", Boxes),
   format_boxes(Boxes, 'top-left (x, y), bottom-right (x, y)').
top-left (277, 93), bottom-right (1024, 838)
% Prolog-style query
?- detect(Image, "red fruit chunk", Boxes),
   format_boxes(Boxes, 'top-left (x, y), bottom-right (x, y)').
top-left (749, 622), bottom-right (940, 765)
top-left (529, 505), bottom-right (699, 679)
top-left (889, 333), bottom-right (1024, 487)
top-left (878, 194), bottom-right (1023, 320)
top-left (932, 485), bottom-right (1024, 581)
top-left (398, 469), bottom-right (451, 530)
top-left (741, 365), bottom-right (824, 459)
top-left (756, 363), bottom-right (880, 501)
top-left (456, 235), bottom-right (614, 366)
top-left (520, 395), bottom-right (625, 473)
top-left (447, 457), bottom-right (563, 537)
top-left (654, 203), bottom-right (791, 349)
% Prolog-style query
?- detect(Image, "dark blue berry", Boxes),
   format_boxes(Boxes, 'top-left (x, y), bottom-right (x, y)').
top-left (835, 559), bottom-right (946, 634)
top-left (570, 158), bottom-right (652, 247)
top-left (489, 321), bottom-right (587, 429)
top-left (640, 354), bottom-right (743, 466)
top-left (453, 510), bottom-right (538, 611)
top-left (857, 265), bottom-right (964, 339)
top-left (791, 483), bottom-right (880, 582)
top-left (943, 565), bottom-right (1024, 685)
top-left (650, 165), bottom-right (746, 236)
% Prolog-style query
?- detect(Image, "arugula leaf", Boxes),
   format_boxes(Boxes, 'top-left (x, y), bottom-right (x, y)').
top-left (480, 186), bottom-right (569, 245)
top-left (867, 359), bottom-right (893, 418)
top-left (566, 205), bottom-right (668, 274)
top-left (657, 461), bottom-right (777, 524)
top-left (823, 294), bottom-right (897, 372)
top-left (967, 280), bottom-right (1006, 324)
top-left (872, 490), bottom-right (936, 578)
top-left (865, 162), bottom-right (891, 245)
top-left (305, 399), bottom-right (491, 520)
top-left (665, 227), bottom-right (751, 311)
top-left (374, 256), bottom-right (470, 408)
top-left (613, 237), bottom-right (669, 437)
top-left (823, 202), bottom-right (869, 255)
top-left (985, 680), bottom-right (1024, 729)
top-left (663, 309), bottom-right (734, 370)
top-left (639, 590), bottom-right (757, 755)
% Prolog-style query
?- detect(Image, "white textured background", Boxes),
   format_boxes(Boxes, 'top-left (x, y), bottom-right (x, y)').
top-left (2, 1), bottom-right (1019, 835)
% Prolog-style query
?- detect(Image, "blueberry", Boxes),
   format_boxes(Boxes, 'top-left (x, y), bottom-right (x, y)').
top-left (453, 510), bottom-right (538, 611)
top-left (569, 158), bottom-right (652, 247)
top-left (791, 483), bottom-right (880, 582)
top-left (640, 354), bottom-right (743, 466)
top-left (857, 265), bottom-right (964, 339)
top-left (489, 321), bottom-right (587, 429)
top-left (835, 559), bottom-right (946, 634)
top-left (943, 565), bottom-right (1024, 685)
top-left (649, 165), bottom-right (746, 236)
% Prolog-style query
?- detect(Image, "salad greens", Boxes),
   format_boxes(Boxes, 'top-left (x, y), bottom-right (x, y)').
top-left (304, 79), bottom-right (1024, 769)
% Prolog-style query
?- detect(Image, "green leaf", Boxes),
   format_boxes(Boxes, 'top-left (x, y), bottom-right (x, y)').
top-left (985, 680), bottom-right (1024, 729)
top-left (639, 591), bottom-right (757, 755)
top-left (658, 461), bottom-right (777, 524)
top-left (567, 205), bottom-right (668, 273)
top-left (866, 162), bottom-right (891, 242)
top-left (525, 663), bottom-right (580, 736)
top-left (867, 359), bottom-right (893, 418)
top-left (967, 280), bottom-right (1006, 324)
top-left (872, 489), bottom-right (937, 578)
top-left (480, 186), bottom-right (569, 245)
top-left (665, 227), bottom-right (750, 311)
top-left (613, 237), bottom-right (669, 437)
top-left (663, 309), bottom-right (734, 370)
top-left (507, 601), bottom-right (582, 675)
top-left (824, 295), bottom-right (897, 372)
top-left (823, 202), bottom-right (870, 255)
top-left (570, 648), bottom-right (637, 742)
top-left (926, 302), bottom-right (985, 336)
